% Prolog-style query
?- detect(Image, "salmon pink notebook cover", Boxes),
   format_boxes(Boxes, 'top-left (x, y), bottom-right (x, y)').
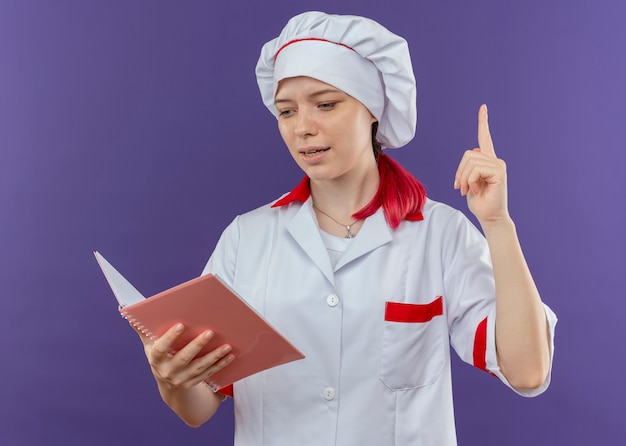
top-left (95, 252), bottom-right (304, 392)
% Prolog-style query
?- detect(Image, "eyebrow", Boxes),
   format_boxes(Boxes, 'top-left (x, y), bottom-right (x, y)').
top-left (275, 88), bottom-right (343, 104)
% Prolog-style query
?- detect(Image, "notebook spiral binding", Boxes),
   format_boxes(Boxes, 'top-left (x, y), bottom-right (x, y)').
top-left (120, 310), bottom-right (158, 341)
top-left (120, 309), bottom-right (221, 393)
top-left (202, 378), bottom-right (220, 393)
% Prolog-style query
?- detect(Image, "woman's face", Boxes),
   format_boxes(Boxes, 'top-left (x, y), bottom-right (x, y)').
top-left (274, 76), bottom-right (377, 183)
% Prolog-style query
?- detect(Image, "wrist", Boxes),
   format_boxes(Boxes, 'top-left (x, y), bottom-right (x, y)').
top-left (479, 215), bottom-right (516, 239)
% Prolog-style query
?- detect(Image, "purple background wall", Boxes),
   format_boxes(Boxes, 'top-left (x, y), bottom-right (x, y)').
top-left (1, 0), bottom-right (624, 445)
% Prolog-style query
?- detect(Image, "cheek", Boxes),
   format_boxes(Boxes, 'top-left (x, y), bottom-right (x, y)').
top-left (277, 123), bottom-right (300, 159)
top-left (345, 116), bottom-right (375, 146)
top-left (277, 122), bottom-right (292, 145)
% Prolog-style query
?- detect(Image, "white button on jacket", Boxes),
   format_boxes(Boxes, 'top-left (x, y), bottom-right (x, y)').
top-left (322, 387), bottom-right (336, 401)
top-left (326, 294), bottom-right (340, 307)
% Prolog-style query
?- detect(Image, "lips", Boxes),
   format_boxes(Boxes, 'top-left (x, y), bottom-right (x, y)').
top-left (300, 146), bottom-right (329, 157)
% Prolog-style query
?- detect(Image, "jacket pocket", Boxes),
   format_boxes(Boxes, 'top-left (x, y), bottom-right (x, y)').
top-left (379, 297), bottom-right (445, 390)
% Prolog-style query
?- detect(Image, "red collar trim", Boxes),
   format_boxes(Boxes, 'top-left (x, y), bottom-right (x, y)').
top-left (271, 176), bottom-right (311, 208)
top-left (406, 212), bottom-right (424, 221)
top-left (271, 175), bottom-right (424, 222)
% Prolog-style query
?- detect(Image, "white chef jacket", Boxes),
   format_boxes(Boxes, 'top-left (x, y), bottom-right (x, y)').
top-left (202, 181), bottom-right (557, 446)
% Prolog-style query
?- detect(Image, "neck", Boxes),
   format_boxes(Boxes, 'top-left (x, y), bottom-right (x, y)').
top-left (310, 160), bottom-right (380, 223)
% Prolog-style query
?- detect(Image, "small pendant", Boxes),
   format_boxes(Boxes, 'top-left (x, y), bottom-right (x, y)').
top-left (345, 225), bottom-right (354, 239)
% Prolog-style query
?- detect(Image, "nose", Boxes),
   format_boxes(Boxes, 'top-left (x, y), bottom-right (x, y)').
top-left (294, 109), bottom-right (317, 138)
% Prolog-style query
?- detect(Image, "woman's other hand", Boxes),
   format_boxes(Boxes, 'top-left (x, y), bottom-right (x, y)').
top-left (454, 104), bottom-right (510, 228)
top-left (132, 322), bottom-right (235, 390)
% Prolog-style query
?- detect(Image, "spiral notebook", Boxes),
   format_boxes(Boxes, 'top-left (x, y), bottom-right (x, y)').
top-left (94, 251), bottom-right (304, 392)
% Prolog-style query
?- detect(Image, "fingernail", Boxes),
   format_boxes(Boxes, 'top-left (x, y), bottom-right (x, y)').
top-left (221, 345), bottom-right (232, 354)
top-left (203, 330), bottom-right (214, 340)
top-left (174, 324), bottom-right (184, 333)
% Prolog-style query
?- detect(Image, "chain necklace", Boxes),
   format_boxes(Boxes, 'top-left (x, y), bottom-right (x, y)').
top-left (313, 204), bottom-right (360, 239)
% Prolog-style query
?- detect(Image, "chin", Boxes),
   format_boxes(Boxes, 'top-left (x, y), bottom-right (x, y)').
top-left (304, 170), bottom-right (338, 182)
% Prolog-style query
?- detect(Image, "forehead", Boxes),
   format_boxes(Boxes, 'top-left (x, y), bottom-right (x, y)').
top-left (275, 76), bottom-right (345, 99)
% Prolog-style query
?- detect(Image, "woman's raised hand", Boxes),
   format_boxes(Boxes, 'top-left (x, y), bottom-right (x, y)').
top-left (454, 104), bottom-right (510, 227)
top-left (133, 322), bottom-right (235, 390)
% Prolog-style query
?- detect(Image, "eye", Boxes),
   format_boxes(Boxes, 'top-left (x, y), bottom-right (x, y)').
top-left (278, 109), bottom-right (295, 118)
top-left (319, 102), bottom-right (336, 110)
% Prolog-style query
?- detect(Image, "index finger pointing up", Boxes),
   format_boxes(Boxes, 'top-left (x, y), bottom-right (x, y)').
top-left (478, 104), bottom-right (496, 156)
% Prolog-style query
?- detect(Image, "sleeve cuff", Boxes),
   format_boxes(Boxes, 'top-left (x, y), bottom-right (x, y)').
top-left (484, 303), bottom-right (558, 397)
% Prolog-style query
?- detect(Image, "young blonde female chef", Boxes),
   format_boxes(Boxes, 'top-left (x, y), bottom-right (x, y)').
top-left (132, 11), bottom-right (557, 445)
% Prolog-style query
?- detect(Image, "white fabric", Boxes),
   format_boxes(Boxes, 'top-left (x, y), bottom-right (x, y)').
top-left (256, 11), bottom-right (417, 149)
top-left (319, 229), bottom-right (351, 269)
top-left (203, 198), bottom-right (557, 446)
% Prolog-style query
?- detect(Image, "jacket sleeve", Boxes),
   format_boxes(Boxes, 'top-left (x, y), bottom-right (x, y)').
top-left (441, 209), bottom-right (557, 397)
top-left (201, 216), bottom-right (241, 288)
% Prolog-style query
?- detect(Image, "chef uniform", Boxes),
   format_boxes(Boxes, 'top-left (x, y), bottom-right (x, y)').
top-left (203, 12), bottom-right (557, 446)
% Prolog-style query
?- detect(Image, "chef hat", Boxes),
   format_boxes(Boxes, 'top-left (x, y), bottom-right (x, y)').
top-left (256, 11), bottom-right (417, 149)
